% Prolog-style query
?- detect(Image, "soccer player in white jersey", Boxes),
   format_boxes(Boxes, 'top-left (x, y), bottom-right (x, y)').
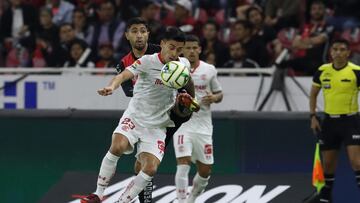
top-left (81, 27), bottom-right (193, 203)
top-left (173, 35), bottom-right (223, 203)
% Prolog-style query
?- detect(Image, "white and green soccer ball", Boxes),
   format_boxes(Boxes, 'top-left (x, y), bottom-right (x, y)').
top-left (160, 61), bottom-right (190, 89)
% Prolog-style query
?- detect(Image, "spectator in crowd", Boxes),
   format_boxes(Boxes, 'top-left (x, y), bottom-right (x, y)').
top-left (72, 8), bottom-right (91, 40)
top-left (200, 20), bottom-right (229, 67)
top-left (162, 0), bottom-right (198, 34)
top-left (232, 20), bottom-right (270, 67)
top-left (327, 0), bottom-right (360, 30)
top-left (0, 0), bottom-right (38, 67)
top-left (85, 0), bottom-right (126, 58)
top-left (264, 0), bottom-right (301, 30)
top-left (56, 23), bottom-right (88, 67)
top-left (74, 0), bottom-right (98, 23)
top-left (64, 38), bottom-right (94, 68)
top-left (223, 41), bottom-right (259, 68)
top-left (33, 7), bottom-right (59, 67)
top-left (139, 0), bottom-right (164, 44)
top-left (46, 0), bottom-right (75, 25)
top-left (279, 0), bottom-right (334, 76)
top-left (204, 51), bottom-right (216, 65)
top-left (95, 43), bottom-right (117, 68)
top-left (246, 6), bottom-right (276, 44)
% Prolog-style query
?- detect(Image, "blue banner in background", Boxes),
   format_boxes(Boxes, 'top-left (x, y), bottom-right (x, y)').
top-left (3, 81), bottom-right (37, 109)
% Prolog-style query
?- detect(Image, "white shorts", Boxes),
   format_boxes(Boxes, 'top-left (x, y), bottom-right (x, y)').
top-left (173, 130), bottom-right (214, 165)
top-left (113, 112), bottom-right (166, 162)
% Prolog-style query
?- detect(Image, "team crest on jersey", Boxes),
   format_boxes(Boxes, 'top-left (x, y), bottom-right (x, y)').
top-left (158, 140), bottom-right (165, 153)
top-left (131, 60), bottom-right (141, 69)
top-left (204, 144), bottom-right (213, 155)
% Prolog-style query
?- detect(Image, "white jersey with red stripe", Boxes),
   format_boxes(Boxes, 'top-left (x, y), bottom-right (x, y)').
top-left (125, 53), bottom-right (190, 128)
top-left (177, 60), bottom-right (222, 135)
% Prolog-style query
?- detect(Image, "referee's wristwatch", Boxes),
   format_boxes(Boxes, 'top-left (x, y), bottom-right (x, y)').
top-left (310, 113), bottom-right (317, 119)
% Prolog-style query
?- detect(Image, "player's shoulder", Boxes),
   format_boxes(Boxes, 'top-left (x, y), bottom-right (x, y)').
top-left (348, 62), bottom-right (360, 70)
top-left (199, 60), bottom-right (217, 74)
top-left (138, 53), bottom-right (158, 62)
top-left (318, 63), bottom-right (332, 71)
top-left (179, 57), bottom-right (191, 69)
top-left (121, 52), bottom-right (135, 66)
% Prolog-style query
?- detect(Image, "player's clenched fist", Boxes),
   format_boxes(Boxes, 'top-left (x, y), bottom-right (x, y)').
top-left (98, 86), bottom-right (114, 96)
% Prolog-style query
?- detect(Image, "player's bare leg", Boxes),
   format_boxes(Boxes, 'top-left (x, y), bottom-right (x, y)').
top-left (117, 152), bottom-right (160, 203)
top-left (81, 133), bottom-right (131, 203)
top-left (175, 157), bottom-right (192, 203)
top-left (318, 150), bottom-right (339, 203)
top-left (347, 145), bottom-right (360, 189)
top-left (187, 161), bottom-right (212, 203)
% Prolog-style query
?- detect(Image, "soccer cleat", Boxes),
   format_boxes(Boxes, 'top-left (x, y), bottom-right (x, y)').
top-left (80, 194), bottom-right (101, 203)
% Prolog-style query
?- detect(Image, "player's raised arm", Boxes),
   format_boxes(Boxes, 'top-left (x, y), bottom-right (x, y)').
top-left (97, 69), bottom-right (135, 96)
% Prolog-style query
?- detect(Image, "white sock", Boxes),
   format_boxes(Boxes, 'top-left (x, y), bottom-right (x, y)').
top-left (175, 165), bottom-right (191, 203)
top-left (187, 173), bottom-right (210, 203)
top-left (118, 171), bottom-right (153, 203)
top-left (95, 151), bottom-right (120, 199)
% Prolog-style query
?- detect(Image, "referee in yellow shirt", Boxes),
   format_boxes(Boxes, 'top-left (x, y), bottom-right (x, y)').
top-left (310, 39), bottom-right (360, 203)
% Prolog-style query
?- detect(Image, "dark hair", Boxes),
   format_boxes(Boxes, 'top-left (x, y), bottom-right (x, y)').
top-left (125, 17), bottom-right (149, 31)
top-left (331, 39), bottom-right (350, 48)
top-left (70, 39), bottom-right (89, 50)
top-left (311, 0), bottom-right (325, 7)
top-left (203, 20), bottom-right (219, 31)
top-left (140, 0), bottom-right (159, 10)
top-left (39, 7), bottom-right (53, 18)
top-left (245, 6), bottom-right (264, 21)
top-left (185, 34), bottom-right (200, 44)
top-left (73, 8), bottom-right (86, 16)
top-left (99, 0), bottom-right (116, 9)
top-left (59, 22), bottom-right (74, 29)
top-left (162, 26), bottom-right (186, 43)
top-left (234, 19), bottom-right (253, 30)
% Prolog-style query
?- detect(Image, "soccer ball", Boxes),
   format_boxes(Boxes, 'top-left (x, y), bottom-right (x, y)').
top-left (160, 61), bottom-right (190, 89)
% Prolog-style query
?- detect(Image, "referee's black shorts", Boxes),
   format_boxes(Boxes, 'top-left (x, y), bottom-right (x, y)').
top-left (319, 113), bottom-right (360, 150)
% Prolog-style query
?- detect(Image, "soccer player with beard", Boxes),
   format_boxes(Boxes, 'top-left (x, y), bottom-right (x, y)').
top-left (81, 26), bottom-right (197, 203)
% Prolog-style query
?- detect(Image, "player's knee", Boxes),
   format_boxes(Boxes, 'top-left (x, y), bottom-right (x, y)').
top-left (109, 134), bottom-right (129, 156)
top-left (198, 166), bottom-right (212, 178)
top-left (177, 157), bottom-right (191, 165)
top-left (322, 159), bottom-right (336, 172)
top-left (142, 163), bottom-right (158, 177)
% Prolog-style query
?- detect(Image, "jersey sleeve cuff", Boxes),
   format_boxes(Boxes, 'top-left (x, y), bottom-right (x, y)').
top-left (312, 82), bottom-right (321, 87)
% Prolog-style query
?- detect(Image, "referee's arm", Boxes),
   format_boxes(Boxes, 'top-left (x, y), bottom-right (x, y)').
top-left (309, 85), bottom-right (321, 116)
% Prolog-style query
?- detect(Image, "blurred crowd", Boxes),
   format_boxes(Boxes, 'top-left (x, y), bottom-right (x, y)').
top-left (1, 0), bottom-right (360, 75)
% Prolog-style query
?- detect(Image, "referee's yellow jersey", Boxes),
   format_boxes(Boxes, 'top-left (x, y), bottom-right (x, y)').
top-left (313, 62), bottom-right (360, 115)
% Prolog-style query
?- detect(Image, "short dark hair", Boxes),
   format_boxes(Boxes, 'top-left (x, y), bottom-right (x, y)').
top-left (59, 22), bottom-right (74, 30)
top-left (234, 19), bottom-right (253, 30)
top-left (245, 6), bottom-right (264, 21)
top-left (162, 26), bottom-right (186, 43)
top-left (99, 0), bottom-right (116, 9)
top-left (331, 39), bottom-right (350, 48)
top-left (203, 20), bottom-right (219, 31)
top-left (311, 0), bottom-right (325, 7)
top-left (125, 17), bottom-right (149, 31)
top-left (185, 34), bottom-right (200, 45)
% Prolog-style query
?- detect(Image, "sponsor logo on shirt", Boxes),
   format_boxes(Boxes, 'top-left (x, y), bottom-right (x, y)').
top-left (155, 79), bottom-right (164, 85)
